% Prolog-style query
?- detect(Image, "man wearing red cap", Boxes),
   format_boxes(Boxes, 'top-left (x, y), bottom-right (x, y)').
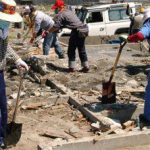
top-left (48, 1), bottom-right (89, 73)
top-left (51, 0), bottom-right (64, 9)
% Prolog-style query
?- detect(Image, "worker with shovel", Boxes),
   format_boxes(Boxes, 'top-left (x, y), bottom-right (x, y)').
top-left (126, 4), bottom-right (144, 35)
top-left (120, 8), bottom-right (150, 129)
top-left (27, 5), bottom-right (64, 58)
top-left (0, 0), bottom-right (29, 149)
top-left (47, 1), bottom-right (89, 73)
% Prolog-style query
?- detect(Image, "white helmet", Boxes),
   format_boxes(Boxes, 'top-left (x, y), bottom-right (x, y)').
top-left (143, 8), bottom-right (150, 23)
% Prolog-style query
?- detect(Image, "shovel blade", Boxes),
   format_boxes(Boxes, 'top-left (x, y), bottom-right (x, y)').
top-left (6, 122), bottom-right (22, 146)
top-left (102, 82), bottom-right (116, 104)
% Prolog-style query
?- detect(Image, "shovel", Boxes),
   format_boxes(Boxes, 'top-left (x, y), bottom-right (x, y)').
top-left (6, 69), bottom-right (24, 146)
top-left (101, 41), bottom-right (127, 104)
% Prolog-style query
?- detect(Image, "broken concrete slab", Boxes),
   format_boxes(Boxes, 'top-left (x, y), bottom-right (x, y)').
top-left (46, 79), bottom-right (73, 95)
top-left (45, 78), bottom-right (142, 130)
top-left (69, 97), bottom-right (122, 131)
top-left (38, 130), bottom-right (150, 150)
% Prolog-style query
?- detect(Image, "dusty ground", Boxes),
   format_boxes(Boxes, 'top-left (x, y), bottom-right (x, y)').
top-left (5, 53), bottom-right (94, 150)
top-left (6, 39), bottom-right (150, 149)
top-left (7, 102), bottom-right (92, 150)
top-left (5, 19), bottom-right (150, 149)
top-left (45, 43), bottom-right (148, 97)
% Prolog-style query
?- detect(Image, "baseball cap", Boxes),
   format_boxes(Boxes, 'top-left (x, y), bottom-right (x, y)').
top-left (51, 0), bottom-right (64, 10)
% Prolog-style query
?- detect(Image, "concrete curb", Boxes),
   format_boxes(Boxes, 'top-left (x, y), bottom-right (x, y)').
top-left (51, 130), bottom-right (150, 150)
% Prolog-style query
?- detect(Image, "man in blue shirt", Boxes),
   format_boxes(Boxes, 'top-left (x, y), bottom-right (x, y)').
top-left (121, 8), bottom-right (150, 128)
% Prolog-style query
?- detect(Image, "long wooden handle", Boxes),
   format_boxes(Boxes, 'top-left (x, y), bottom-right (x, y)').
top-left (108, 41), bottom-right (127, 83)
top-left (12, 70), bottom-right (24, 122)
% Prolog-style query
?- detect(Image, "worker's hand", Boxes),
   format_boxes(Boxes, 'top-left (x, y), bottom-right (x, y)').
top-left (30, 37), bottom-right (34, 44)
top-left (119, 35), bottom-right (128, 43)
top-left (15, 58), bottom-right (29, 71)
top-left (42, 31), bottom-right (49, 38)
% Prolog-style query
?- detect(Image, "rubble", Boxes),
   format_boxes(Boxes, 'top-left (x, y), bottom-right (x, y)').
top-left (6, 19), bottom-right (150, 149)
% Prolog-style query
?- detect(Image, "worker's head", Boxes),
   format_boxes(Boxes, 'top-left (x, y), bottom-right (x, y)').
top-left (21, 5), bottom-right (30, 18)
top-left (139, 6), bottom-right (145, 14)
top-left (51, 0), bottom-right (65, 14)
top-left (0, 0), bottom-right (22, 29)
top-left (143, 8), bottom-right (150, 24)
top-left (22, 5), bottom-right (36, 17)
top-left (21, 5), bottom-right (36, 28)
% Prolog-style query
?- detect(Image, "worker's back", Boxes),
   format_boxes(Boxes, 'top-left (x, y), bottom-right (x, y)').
top-left (132, 13), bottom-right (143, 33)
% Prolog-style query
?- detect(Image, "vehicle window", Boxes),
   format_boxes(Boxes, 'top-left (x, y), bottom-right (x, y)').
top-left (86, 11), bottom-right (103, 23)
top-left (109, 9), bottom-right (129, 21)
top-left (76, 8), bottom-right (88, 22)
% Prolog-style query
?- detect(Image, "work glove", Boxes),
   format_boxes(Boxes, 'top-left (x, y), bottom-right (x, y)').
top-left (15, 58), bottom-right (29, 71)
top-left (42, 31), bottom-right (49, 38)
top-left (119, 35), bottom-right (128, 43)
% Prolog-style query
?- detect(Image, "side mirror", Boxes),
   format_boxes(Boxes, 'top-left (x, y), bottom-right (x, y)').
top-left (86, 18), bottom-right (89, 23)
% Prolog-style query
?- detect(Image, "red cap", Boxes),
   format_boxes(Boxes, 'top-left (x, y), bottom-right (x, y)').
top-left (51, 0), bottom-right (64, 10)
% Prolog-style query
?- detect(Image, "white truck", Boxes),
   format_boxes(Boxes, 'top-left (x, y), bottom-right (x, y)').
top-left (59, 2), bottom-right (142, 36)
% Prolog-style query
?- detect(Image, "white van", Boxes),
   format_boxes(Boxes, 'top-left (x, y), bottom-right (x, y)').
top-left (59, 2), bottom-right (142, 36)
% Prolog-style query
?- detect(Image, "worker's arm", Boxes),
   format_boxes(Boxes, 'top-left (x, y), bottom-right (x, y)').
top-left (7, 44), bottom-right (29, 71)
top-left (120, 22), bottom-right (150, 43)
top-left (128, 32), bottom-right (144, 42)
top-left (47, 13), bottom-right (64, 33)
top-left (128, 22), bottom-right (150, 42)
top-left (30, 14), bottom-right (42, 43)
top-left (120, 32), bottom-right (144, 43)
top-left (30, 31), bottom-right (37, 43)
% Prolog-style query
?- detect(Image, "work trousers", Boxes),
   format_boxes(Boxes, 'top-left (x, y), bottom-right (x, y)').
top-left (68, 30), bottom-right (88, 68)
top-left (144, 72), bottom-right (150, 121)
top-left (43, 32), bottom-right (63, 56)
top-left (0, 72), bottom-right (7, 144)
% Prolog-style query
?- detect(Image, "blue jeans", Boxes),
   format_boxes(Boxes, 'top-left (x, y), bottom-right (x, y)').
top-left (43, 32), bottom-right (63, 56)
top-left (0, 72), bottom-right (7, 144)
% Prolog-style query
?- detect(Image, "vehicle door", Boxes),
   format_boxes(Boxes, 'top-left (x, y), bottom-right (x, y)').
top-left (105, 6), bottom-right (130, 35)
top-left (85, 10), bottom-right (106, 36)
